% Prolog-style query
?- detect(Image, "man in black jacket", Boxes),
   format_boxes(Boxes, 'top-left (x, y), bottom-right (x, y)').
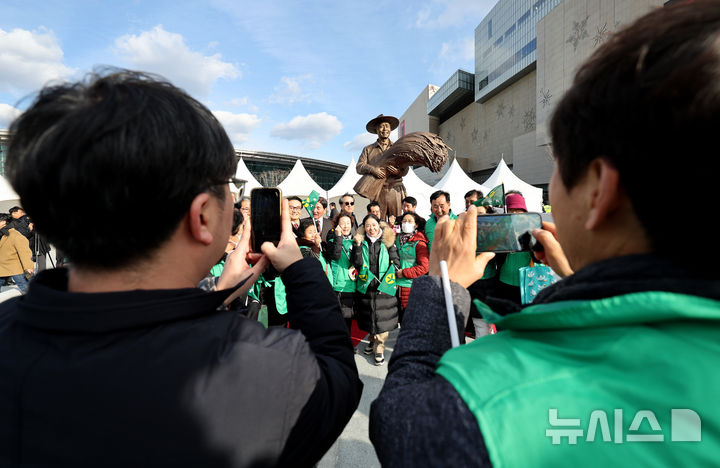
top-left (0, 71), bottom-right (362, 467)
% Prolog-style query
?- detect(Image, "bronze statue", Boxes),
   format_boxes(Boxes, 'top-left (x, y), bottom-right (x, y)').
top-left (354, 114), bottom-right (451, 220)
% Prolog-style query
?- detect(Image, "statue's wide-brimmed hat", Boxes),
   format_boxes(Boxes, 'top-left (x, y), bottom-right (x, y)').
top-left (366, 114), bottom-right (399, 134)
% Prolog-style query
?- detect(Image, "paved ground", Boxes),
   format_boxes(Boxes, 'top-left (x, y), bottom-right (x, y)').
top-left (318, 328), bottom-right (399, 468)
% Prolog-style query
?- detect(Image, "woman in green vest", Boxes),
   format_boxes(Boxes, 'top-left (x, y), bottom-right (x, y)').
top-left (296, 218), bottom-right (333, 283)
top-left (326, 213), bottom-right (357, 333)
top-left (351, 214), bottom-right (399, 366)
top-left (394, 212), bottom-right (429, 320)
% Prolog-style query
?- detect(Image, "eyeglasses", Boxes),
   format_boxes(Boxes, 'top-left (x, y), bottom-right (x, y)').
top-left (344, 202), bottom-right (355, 206)
top-left (289, 205), bottom-right (303, 211)
top-left (212, 177), bottom-right (247, 198)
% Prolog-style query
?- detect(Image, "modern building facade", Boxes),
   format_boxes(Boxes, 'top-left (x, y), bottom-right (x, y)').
top-left (399, 0), bottom-right (663, 193)
top-left (0, 131), bottom-right (9, 177)
top-left (238, 150), bottom-right (346, 190)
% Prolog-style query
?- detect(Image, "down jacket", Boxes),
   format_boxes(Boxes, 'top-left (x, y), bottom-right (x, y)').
top-left (351, 223), bottom-right (400, 334)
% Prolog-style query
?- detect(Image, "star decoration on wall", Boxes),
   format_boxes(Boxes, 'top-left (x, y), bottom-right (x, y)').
top-left (540, 89), bottom-right (552, 108)
top-left (566, 16), bottom-right (589, 52)
top-left (508, 104), bottom-right (515, 119)
top-left (460, 116), bottom-right (466, 132)
top-left (471, 127), bottom-right (480, 144)
top-left (523, 109), bottom-right (536, 131)
top-left (483, 130), bottom-right (488, 143)
top-left (496, 101), bottom-right (506, 118)
top-left (593, 23), bottom-right (609, 46)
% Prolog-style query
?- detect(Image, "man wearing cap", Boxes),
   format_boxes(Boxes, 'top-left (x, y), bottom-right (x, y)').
top-left (356, 114), bottom-right (408, 221)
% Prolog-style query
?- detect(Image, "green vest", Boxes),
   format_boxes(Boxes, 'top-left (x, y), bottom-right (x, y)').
top-left (425, 211), bottom-right (457, 253)
top-left (499, 252), bottom-right (531, 286)
top-left (356, 240), bottom-right (390, 294)
top-left (272, 276), bottom-right (287, 315)
top-left (395, 240), bottom-right (417, 288)
top-left (299, 246), bottom-right (334, 284)
top-left (328, 237), bottom-right (357, 293)
top-left (436, 292), bottom-right (720, 467)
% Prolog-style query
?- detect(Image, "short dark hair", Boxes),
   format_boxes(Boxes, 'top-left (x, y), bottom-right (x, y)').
top-left (332, 212), bottom-right (352, 228)
top-left (6, 70), bottom-right (235, 268)
top-left (464, 190), bottom-right (483, 199)
top-left (298, 218), bottom-right (316, 238)
top-left (341, 193), bottom-right (354, 201)
top-left (8, 206), bottom-right (23, 215)
top-left (287, 196), bottom-right (303, 204)
top-left (0, 214), bottom-right (11, 225)
top-left (505, 190), bottom-right (523, 197)
top-left (430, 190), bottom-right (450, 203)
top-left (402, 196), bottom-right (417, 207)
top-left (367, 201), bottom-right (380, 212)
top-left (361, 213), bottom-right (381, 227)
top-left (329, 202), bottom-right (336, 208)
top-left (231, 209), bottom-right (244, 236)
top-left (550, 1), bottom-right (720, 266)
top-left (317, 197), bottom-right (328, 210)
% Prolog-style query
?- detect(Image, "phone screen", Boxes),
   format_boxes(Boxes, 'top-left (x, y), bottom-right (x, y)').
top-left (251, 188), bottom-right (282, 252)
top-left (476, 213), bottom-right (543, 253)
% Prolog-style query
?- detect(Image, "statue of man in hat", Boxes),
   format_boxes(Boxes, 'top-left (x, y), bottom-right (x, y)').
top-left (356, 114), bottom-right (408, 220)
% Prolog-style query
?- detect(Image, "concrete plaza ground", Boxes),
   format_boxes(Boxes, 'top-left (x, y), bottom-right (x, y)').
top-left (318, 329), bottom-right (400, 468)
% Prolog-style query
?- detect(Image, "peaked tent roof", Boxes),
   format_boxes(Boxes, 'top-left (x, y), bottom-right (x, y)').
top-left (327, 157), bottom-right (362, 198)
top-left (482, 158), bottom-right (544, 212)
top-left (434, 159), bottom-right (490, 215)
top-left (234, 157), bottom-right (264, 197)
top-left (277, 159), bottom-right (325, 198)
top-left (0, 177), bottom-right (19, 202)
top-left (403, 167), bottom-right (438, 218)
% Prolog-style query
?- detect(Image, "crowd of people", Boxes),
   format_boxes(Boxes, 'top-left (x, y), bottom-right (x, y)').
top-left (0, 207), bottom-right (36, 292)
top-left (1, 2), bottom-right (719, 466)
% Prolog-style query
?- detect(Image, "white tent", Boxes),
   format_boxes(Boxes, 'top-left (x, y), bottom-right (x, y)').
top-left (482, 158), bottom-right (544, 212)
top-left (403, 168), bottom-right (437, 218)
top-left (0, 176), bottom-right (19, 202)
top-left (327, 157), bottom-right (362, 198)
top-left (434, 159), bottom-right (490, 215)
top-left (234, 157), bottom-right (263, 198)
top-left (277, 159), bottom-right (325, 198)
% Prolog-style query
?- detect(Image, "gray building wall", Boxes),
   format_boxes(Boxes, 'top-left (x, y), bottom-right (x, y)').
top-left (398, 84), bottom-right (439, 137)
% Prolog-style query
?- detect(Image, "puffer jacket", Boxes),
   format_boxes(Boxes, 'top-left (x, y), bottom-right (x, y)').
top-left (351, 223), bottom-right (400, 334)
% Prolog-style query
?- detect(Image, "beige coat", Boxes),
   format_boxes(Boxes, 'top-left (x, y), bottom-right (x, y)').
top-left (0, 228), bottom-right (33, 277)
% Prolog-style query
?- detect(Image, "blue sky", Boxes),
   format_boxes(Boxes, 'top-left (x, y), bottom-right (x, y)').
top-left (0, 0), bottom-right (495, 164)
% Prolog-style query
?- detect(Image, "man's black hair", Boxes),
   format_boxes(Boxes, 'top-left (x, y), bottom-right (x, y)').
top-left (402, 196), bottom-right (417, 207)
top-left (317, 197), bottom-right (328, 210)
top-left (367, 201), bottom-right (380, 212)
top-left (6, 70), bottom-right (235, 269)
top-left (550, 0), bottom-right (720, 266)
top-left (287, 196), bottom-right (303, 203)
top-left (430, 190), bottom-right (450, 203)
top-left (464, 190), bottom-right (483, 199)
top-left (341, 193), bottom-right (355, 201)
top-left (8, 206), bottom-right (23, 215)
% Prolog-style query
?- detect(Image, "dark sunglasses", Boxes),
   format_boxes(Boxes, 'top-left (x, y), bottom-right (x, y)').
top-left (344, 201), bottom-right (355, 206)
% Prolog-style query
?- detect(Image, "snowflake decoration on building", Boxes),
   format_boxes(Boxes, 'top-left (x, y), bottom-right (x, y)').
top-left (566, 16), bottom-right (589, 52)
top-left (523, 109), bottom-right (536, 131)
top-left (496, 101), bottom-right (506, 118)
top-left (460, 116), bottom-right (466, 132)
top-left (508, 104), bottom-right (515, 120)
top-left (483, 130), bottom-right (488, 143)
top-left (593, 23), bottom-right (610, 47)
top-left (471, 128), bottom-right (480, 144)
top-left (539, 89), bottom-right (552, 108)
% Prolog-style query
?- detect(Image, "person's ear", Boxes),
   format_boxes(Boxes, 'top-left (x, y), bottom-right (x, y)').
top-left (585, 159), bottom-right (623, 230)
top-left (188, 192), bottom-right (215, 246)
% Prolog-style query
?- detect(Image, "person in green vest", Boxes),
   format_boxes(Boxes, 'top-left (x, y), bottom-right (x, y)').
top-left (425, 190), bottom-right (457, 253)
top-left (369, 3), bottom-right (720, 465)
top-left (394, 212), bottom-right (428, 321)
top-left (326, 213), bottom-right (357, 333)
top-left (296, 218), bottom-right (333, 283)
top-left (351, 214), bottom-right (400, 366)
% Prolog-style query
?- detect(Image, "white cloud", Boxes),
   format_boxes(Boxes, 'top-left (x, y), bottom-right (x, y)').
top-left (0, 104), bottom-right (22, 129)
top-left (0, 27), bottom-right (75, 94)
top-left (415, 0), bottom-right (495, 29)
top-left (271, 112), bottom-right (342, 148)
top-left (438, 37), bottom-right (475, 63)
top-left (114, 25), bottom-right (240, 97)
top-left (269, 75), bottom-right (313, 105)
top-left (213, 110), bottom-right (261, 145)
top-left (343, 129), bottom-right (399, 152)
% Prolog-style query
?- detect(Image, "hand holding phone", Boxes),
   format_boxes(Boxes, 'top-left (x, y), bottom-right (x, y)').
top-left (531, 222), bottom-right (574, 278)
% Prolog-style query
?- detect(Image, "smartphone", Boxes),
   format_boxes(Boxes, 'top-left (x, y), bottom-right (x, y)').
top-left (476, 213), bottom-right (543, 253)
top-left (250, 188), bottom-right (282, 252)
